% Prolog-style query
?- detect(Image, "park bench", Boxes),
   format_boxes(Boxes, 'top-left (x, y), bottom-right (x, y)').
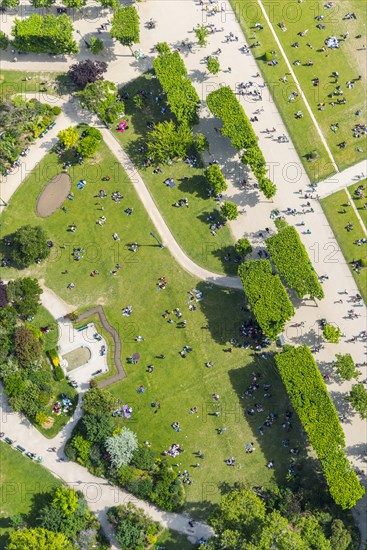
top-left (4, 437), bottom-right (13, 445)
top-left (16, 445), bottom-right (26, 453)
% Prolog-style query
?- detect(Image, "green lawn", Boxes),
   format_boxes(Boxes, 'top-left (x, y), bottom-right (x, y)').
top-left (229, 0), bottom-right (335, 182)
top-left (156, 529), bottom-right (196, 549)
top-left (0, 70), bottom-right (69, 101)
top-left (0, 133), bottom-right (324, 518)
top-left (321, 189), bottom-right (367, 303)
top-left (348, 179), bottom-right (367, 230)
top-left (0, 441), bottom-right (61, 547)
top-left (114, 73), bottom-right (237, 275)
top-left (259, 0), bottom-right (367, 171)
top-left (31, 305), bottom-right (59, 352)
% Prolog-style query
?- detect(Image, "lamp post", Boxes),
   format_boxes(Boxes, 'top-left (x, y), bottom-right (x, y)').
top-left (76, 30), bottom-right (90, 49)
top-left (150, 231), bottom-right (164, 249)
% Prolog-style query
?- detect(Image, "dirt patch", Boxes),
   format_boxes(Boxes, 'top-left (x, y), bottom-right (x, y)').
top-left (42, 416), bottom-right (54, 429)
top-left (36, 173), bottom-right (71, 217)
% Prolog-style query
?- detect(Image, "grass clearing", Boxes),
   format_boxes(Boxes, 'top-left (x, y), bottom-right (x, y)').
top-left (321, 189), bottom-right (367, 303)
top-left (348, 179), bottom-right (367, 230)
top-left (156, 529), bottom-right (196, 549)
top-left (259, 0), bottom-right (367, 171)
top-left (0, 441), bottom-right (61, 547)
top-left (0, 70), bottom-right (69, 101)
top-left (228, 0), bottom-right (335, 182)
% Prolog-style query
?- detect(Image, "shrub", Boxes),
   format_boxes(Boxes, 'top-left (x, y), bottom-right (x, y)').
top-left (54, 365), bottom-right (64, 381)
top-left (52, 106), bottom-right (62, 115)
top-left (323, 324), bottom-right (341, 343)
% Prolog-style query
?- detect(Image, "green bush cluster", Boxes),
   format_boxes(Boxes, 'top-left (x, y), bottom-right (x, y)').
top-left (153, 45), bottom-right (200, 126)
top-left (108, 503), bottom-right (160, 549)
top-left (238, 259), bottom-right (294, 339)
top-left (275, 345), bottom-right (365, 509)
top-left (0, 98), bottom-right (59, 173)
top-left (266, 226), bottom-right (324, 300)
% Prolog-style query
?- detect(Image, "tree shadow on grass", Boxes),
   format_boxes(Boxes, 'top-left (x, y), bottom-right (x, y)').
top-left (183, 498), bottom-right (218, 521)
top-left (228, 362), bottom-right (327, 495)
top-left (196, 281), bottom-right (246, 346)
top-left (177, 174), bottom-right (210, 200)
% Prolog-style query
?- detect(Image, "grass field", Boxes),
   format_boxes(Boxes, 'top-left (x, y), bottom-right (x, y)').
top-left (229, 0), bottom-right (335, 182)
top-left (321, 189), bottom-right (367, 303)
top-left (0, 134), bottom-right (329, 518)
top-left (0, 70), bottom-right (69, 101)
top-left (156, 529), bottom-right (196, 549)
top-left (114, 73), bottom-right (237, 276)
top-left (0, 442), bottom-right (61, 547)
top-left (259, 0), bottom-right (367, 171)
top-left (348, 179), bottom-right (367, 230)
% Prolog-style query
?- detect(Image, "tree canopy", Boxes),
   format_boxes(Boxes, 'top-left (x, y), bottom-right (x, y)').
top-left (12, 14), bottom-right (78, 55)
top-left (153, 47), bottom-right (200, 126)
top-left (105, 428), bottom-right (138, 469)
top-left (334, 354), bottom-right (359, 381)
top-left (77, 80), bottom-right (124, 126)
top-left (221, 201), bottom-right (238, 220)
top-left (238, 259), bottom-right (294, 339)
top-left (205, 164), bottom-right (227, 194)
top-left (6, 225), bottom-right (50, 268)
top-left (266, 226), bottom-right (324, 300)
top-left (110, 7), bottom-right (140, 48)
top-left (58, 127), bottom-right (79, 149)
top-left (6, 277), bottom-right (42, 319)
top-left (68, 59), bottom-right (107, 89)
top-left (147, 120), bottom-right (193, 163)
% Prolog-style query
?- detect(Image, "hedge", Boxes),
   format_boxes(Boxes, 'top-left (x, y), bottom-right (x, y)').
top-left (266, 226), bottom-right (324, 300)
top-left (238, 259), bottom-right (294, 339)
top-left (275, 345), bottom-right (365, 509)
top-left (206, 87), bottom-right (273, 193)
top-left (206, 86), bottom-right (258, 151)
top-left (153, 47), bottom-right (200, 126)
top-left (48, 348), bottom-right (59, 367)
top-left (54, 365), bottom-right (65, 381)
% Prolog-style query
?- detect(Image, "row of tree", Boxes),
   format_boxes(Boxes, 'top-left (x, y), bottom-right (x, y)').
top-left (153, 43), bottom-right (201, 127)
top-left (275, 345), bottom-right (365, 509)
top-left (266, 226), bottom-right (324, 300)
top-left (65, 387), bottom-right (185, 511)
top-left (206, 86), bottom-right (276, 199)
top-left (238, 259), bottom-right (294, 339)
